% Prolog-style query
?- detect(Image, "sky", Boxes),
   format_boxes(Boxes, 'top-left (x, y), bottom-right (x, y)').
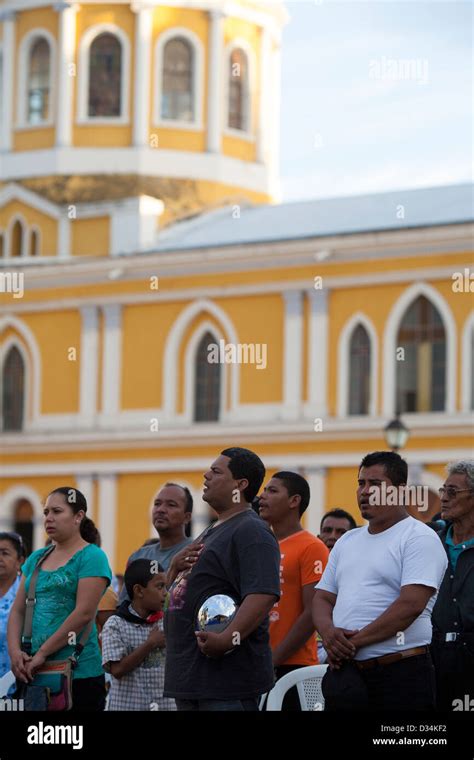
top-left (278, 0), bottom-right (472, 201)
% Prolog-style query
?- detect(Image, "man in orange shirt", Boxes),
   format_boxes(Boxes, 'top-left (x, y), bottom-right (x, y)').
top-left (259, 471), bottom-right (329, 710)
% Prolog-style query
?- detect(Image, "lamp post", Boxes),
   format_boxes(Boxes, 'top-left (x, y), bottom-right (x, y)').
top-left (384, 412), bottom-right (410, 452)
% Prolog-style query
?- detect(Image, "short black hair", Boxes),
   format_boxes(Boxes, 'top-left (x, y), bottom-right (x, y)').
top-left (320, 509), bottom-right (357, 532)
top-left (0, 532), bottom-right (27, 559)
top-left (221, 447), bottom-right (265, 502)
top-left (124, 559), bottom-right (164, 599)
top-left (359, 451), bottom-right (408, 487)
top-left (163, 482), bottom-right (193, 513)
top-left (272, 471), bottom-right (310, 516)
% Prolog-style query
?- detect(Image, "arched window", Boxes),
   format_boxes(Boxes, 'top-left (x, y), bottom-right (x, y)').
top-left (2, 346), bottom-right (25, 431)
top-left (30, 229), bottom-right (40, 256)
top-left (396, 295), bottom-right (446, 412)
top-left (194, 331), bottom-right (220, 422)
top-left (348, 324), bottom-right (371, 415)
top-left (228, 48), bottom-right (248, 131)
top-left (27, 37), bottom-right (51, 123)
top-left (161, 37), bottom-right (193, 121)
top-left (88, 33), bottom-right (122, 117)
top-left (13, 498), bottom-right (34, 556)
top-left (11, 220), bottom-right (23, 257)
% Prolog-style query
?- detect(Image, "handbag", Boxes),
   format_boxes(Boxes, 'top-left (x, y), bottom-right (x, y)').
top-left (18, 544), bottom-right (93, 711)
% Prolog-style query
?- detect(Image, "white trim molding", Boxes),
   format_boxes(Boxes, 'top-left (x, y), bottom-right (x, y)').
top-left (282, 290), bottom-right (303, 420)
top-left (461, 310), bottom-right (474, 413)
top-left (0, 314), bottom-right (42, 425)
top-left (132, 3), bottom-right (153, 146)
top-left (79, 306), bottom-right (99, 426)
top-left (223, 36), bottom-right (256, 140)
top-left (0, 145), bottom-right (274, 196)
top-left (306, 288), bottom-right (328, 417)
top-left (16, 27), bottom-right (57, 129)
top-left (153, 26), bottom-right (204, 131)
top-left (77, 23), bottom-right (131, 125)
top-left (75, 473), bottom-right (95, 520)
top-left (97, 474), bottom-right (117, 570)
top-left (3, 450), bottom-right (474, 479)
top-left (207, 9), bottom-right (224, 153)
top-left (303, 466), bottom-right (326, 538)
top-left (1, 11), bottom-right (16, 152)
top-left (257, 24), bottom-right (271, 165)
top-left (382, 282), bottom-right (457, 416)
top-left (54, 1), bottom-right (79, 147)
top-left (163, 298), bottom-right (239, 422)
top-left (337, 311), bottom-right (378, 418)
top-left (0, 484), bottom-right (44, 551)
top-left (100, 304), bottom-right (122, 423)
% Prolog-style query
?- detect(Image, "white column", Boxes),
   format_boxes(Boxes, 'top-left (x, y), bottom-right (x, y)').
top-left (304, 466), bottom-right (326, 538)
top-left (282, 290), bottom-right (303, 420)
top-left (54, 2), bottom-right (77, 148)
top-left (131, 3), bottom-right (153, 147)
top-left (207, 9), bottom-right (224, 153)
top-left (98, 474), bottom-right (117, 571)
top-left (75, 475), bottom-right (95, 520)
top-left (257, 25), bottom-right (271, 165)
top-left (79, 306), bottom-right (99, 426)
top-left (268, 37), bottom-right (282, 181)
top-left (307, 288), bottom-right (329, 417)
top-left (101, 304), bottom-right (122, 419)
top-left (191, 487), bottom-right (210, 539)
top-left (1, 11), bottom-right (16, 152)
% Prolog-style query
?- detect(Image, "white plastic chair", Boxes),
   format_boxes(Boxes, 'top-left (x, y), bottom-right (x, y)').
top-left (0, 670), bottom-right (16, 698)
top-left (265, 665), bottom-right (328, 711)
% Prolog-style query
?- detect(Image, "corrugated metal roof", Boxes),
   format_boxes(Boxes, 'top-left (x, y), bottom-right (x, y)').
top-left (154, 183), bottom-right (473, 251)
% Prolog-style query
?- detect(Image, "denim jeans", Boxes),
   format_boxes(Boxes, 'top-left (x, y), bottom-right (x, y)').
top-left (175, 697), bottom-right (259, 711)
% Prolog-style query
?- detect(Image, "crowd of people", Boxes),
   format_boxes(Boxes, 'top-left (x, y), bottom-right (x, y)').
top-left (0, 448), bottom-right (473, 712)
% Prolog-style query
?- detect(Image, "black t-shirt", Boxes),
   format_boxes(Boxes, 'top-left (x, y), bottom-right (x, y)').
top-left (163, 509), bottom-right (281, 700)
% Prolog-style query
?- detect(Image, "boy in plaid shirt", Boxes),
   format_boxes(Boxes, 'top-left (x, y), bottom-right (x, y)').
top-left (102, 559), bottom-right (176, 711)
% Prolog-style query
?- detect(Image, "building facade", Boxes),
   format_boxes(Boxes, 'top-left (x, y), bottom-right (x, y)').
top-left (1, 1), bottom-right (473, 573)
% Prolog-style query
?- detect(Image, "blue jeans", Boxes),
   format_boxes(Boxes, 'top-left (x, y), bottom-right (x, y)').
top-left (175, 698), bottom-right (259, 711)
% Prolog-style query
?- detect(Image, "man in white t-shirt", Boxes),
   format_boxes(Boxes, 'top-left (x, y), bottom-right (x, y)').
top-left (313, 451), bottom-right (447, 711)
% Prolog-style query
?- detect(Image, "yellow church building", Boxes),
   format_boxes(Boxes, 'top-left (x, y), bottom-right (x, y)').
top-left (1, 0), bottom-right (473, 573)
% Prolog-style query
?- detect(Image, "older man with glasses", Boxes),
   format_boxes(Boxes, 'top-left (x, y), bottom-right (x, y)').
top-left (431, 460), bottom-right (474, 711)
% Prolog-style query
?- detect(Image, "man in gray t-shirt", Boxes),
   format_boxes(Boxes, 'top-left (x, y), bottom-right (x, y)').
top-left (119, 483), bottom-right (193, 603)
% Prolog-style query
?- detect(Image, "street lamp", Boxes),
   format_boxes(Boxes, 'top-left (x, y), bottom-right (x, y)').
top-left (384, 412), bottom-right (410, 452)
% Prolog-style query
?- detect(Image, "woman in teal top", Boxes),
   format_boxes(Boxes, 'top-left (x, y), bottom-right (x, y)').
top-left (7, 487), bottom-right (112, 711)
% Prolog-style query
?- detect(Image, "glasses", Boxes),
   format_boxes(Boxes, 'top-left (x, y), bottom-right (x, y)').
top-left (438, 487), bottom-right (472, 500)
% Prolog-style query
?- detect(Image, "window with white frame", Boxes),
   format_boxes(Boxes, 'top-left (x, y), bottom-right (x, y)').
top-left (194, 330), bottom-right (221, 422)
top-left (27, 37), bottom-right (51, 124)
top-left (88, 32), bottom-right (122, 117)
top-left (228, 47), bottom-right (249, 131)
top-left (348, 324), bottom-right (371, 415)
top-left (10, 220), bottom-right (24, 257)
top-left (29, 228), bottom-right (40, 256)
top-left (396, 295), bottom-right (446, 412)
top-left (2, 346), bottom-right (25, 431)
top-left (161, 37), bottom-right (194, 121)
